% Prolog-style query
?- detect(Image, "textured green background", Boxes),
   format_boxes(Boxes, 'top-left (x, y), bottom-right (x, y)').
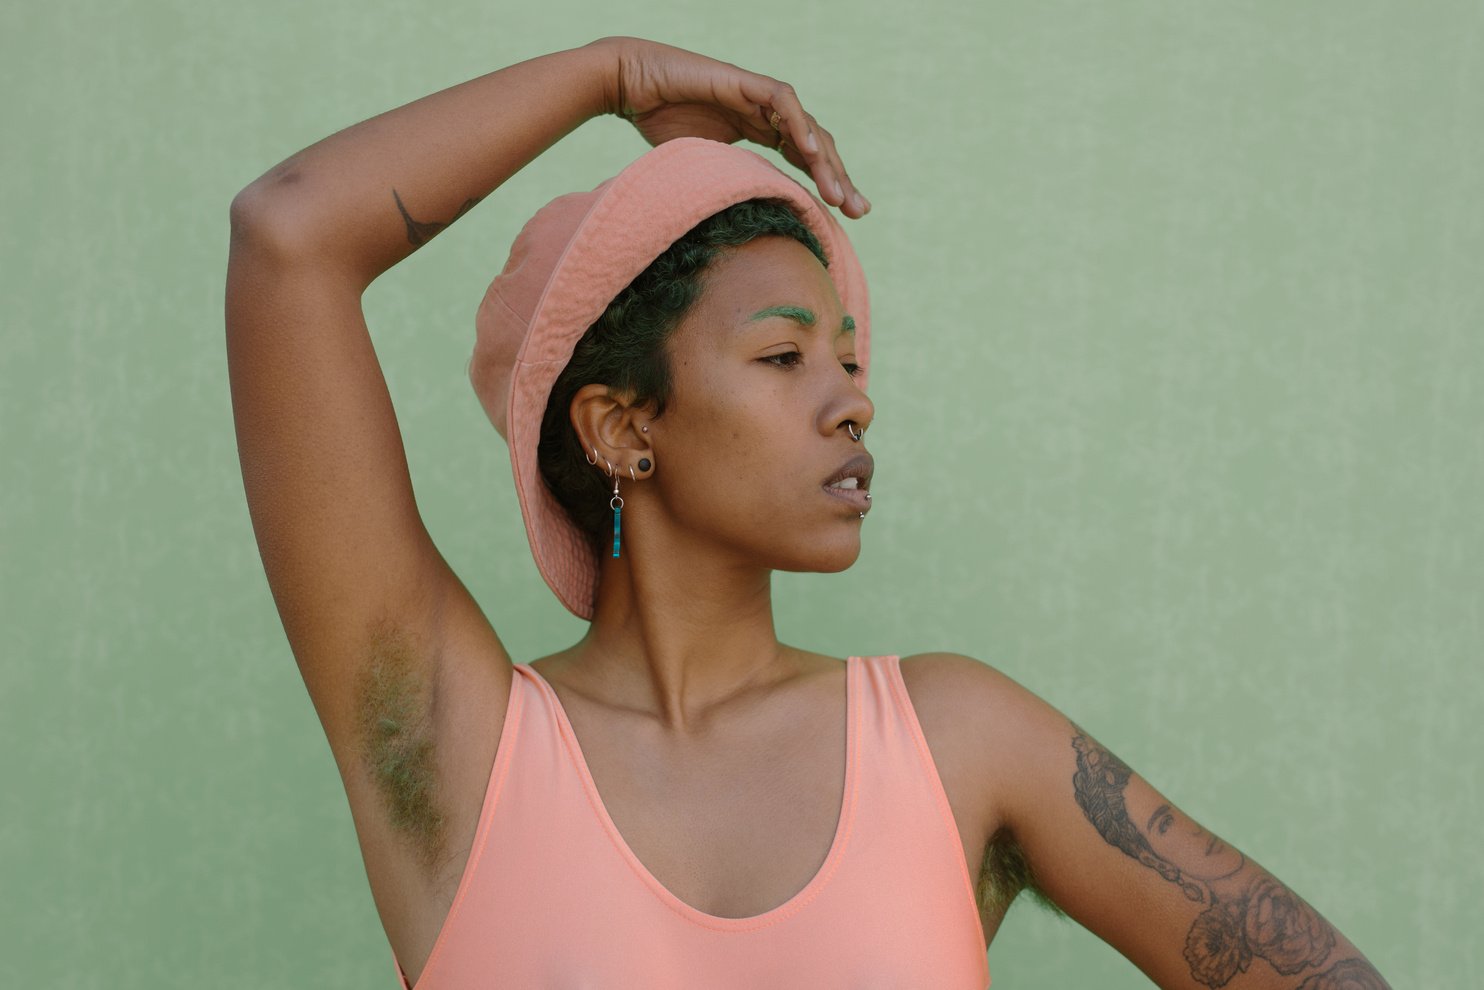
top-left (3, 1), bottom-right (1479, 986)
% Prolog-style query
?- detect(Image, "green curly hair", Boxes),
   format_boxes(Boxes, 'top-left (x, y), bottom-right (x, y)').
top-left (538, 197), bottom-right (829, 553)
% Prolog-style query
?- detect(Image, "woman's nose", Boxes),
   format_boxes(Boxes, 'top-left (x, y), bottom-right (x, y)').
top-left (823, 356), bottom-right (873, 437)
top-left (838, 392), bottom-right (873, 440)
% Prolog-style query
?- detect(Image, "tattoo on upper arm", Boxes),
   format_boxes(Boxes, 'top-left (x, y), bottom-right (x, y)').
top-left (1069, 724), bottom-right (1390, 990)
top-left (392, 189), bottom-right (483, 247)
top-left (1293, 959), bottom-right (1390, 989)
top-left (1071, 725), bottom-right (1243, 902)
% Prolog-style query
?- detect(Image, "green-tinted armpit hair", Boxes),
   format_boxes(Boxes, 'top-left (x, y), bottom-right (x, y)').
top-left (538, 198), bottom-right (828, 552)
top-left (976, 828), bottom-right (1068, 921)
top-left (356, 621), bottom-right (445, 866)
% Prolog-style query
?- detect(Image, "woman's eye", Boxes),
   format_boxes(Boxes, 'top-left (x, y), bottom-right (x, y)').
top-left (761, 352), bottom-right (867, 379)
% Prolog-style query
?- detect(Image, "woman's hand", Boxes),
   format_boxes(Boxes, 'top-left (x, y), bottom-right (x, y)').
top-left (589, 36), bottom-right (870, 219)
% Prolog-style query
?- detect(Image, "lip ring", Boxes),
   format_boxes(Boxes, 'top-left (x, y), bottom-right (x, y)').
top-left (822, 484), bottom-right (872, 514)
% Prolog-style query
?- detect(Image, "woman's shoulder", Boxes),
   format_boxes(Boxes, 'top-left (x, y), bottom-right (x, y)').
top-left (897, 651), bottom-right (1031, 704)
top-left (895, 652), bottom-right (1069, 778)
top-left (892, 653), bottom-right (1033, 847)
top-left (896, 650), bottom-right (1014, 705)
top-left (790, 649), bottom-right (1033, 721)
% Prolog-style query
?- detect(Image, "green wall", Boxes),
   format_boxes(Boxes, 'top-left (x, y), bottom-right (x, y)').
top-left (4, 1), bottom-right (1479, 986)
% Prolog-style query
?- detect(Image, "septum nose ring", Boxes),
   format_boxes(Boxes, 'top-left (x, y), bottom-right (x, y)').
top-left (843, 421), bottom-right (872, 518)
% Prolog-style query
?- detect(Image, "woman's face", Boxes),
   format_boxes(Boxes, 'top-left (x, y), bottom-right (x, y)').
top-left (648, 234), bottom-right (875, 573)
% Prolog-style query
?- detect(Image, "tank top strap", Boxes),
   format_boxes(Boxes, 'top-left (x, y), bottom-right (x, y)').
top-left (389, 664), bottom-right (532, 990)
top-left (852, 653), bottom-right (989, 964)
top-left (863, 653), bottom-right (973, 853)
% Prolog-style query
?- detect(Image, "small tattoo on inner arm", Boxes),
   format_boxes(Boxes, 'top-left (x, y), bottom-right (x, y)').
top-left (1068, 724), bottom-right (1389, 989)
top-left (392, 189), bottom-right (483, 247)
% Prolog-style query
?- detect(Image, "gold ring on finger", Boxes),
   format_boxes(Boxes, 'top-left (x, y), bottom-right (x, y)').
top-left (768, 110), bottom-right (783, 131)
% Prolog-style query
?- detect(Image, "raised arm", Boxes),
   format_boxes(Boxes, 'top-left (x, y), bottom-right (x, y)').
top-left (229, 37), bottom-right (865, 287)
top-left (225, 37), bottom-right (868, 982)
top-left (225, 43), bottom-right (622, 770)
top-left (920, 653), bottom-right (1391, 989)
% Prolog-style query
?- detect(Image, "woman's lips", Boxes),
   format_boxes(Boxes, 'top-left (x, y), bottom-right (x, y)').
top-left (822, 485), bottom-right (872, 513)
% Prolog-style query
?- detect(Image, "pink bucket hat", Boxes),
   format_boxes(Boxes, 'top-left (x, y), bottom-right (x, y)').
top-left (468, 136), bottom-right (872, 621)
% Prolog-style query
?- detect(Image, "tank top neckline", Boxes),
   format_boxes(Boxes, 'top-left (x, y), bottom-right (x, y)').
top-left (517, 655), bottom-right (875, 931)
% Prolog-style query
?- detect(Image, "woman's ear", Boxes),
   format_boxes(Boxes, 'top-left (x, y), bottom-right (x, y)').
top-left (570, 384), bottom-right (653, 469)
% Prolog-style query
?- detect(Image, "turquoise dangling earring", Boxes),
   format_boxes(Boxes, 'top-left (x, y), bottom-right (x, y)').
top-left (609, 461), bottom-right (645, 557)
top-left (610, 465), bottom-right (623, 558)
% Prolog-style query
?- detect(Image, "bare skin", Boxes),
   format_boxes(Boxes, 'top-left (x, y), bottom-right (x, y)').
top-left (226, 36), bottom-right (1388, 989)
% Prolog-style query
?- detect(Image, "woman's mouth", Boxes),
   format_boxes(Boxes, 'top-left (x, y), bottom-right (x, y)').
top-left (822, 480), bottom-right (872, 514)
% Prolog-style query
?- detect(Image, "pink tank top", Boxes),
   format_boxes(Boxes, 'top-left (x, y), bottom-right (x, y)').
top-left (392, 655), bottom-right (991, 988)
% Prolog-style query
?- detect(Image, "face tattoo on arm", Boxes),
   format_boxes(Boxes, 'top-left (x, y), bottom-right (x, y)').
top-left (1069, 724), bottom-right (1388, 990)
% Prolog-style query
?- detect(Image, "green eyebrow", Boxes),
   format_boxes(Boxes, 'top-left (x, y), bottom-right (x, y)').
top-left (746, 305), bottom-right (856, 337)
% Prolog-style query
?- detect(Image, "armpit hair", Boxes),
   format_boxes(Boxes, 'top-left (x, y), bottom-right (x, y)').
top-left (976, 827), bottom-right (1067, 920)
top-left (355, 620), bottom-right (446, 866)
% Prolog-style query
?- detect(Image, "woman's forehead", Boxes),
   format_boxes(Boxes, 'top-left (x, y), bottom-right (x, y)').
top-left (690, 238), bottom-right (847, 329)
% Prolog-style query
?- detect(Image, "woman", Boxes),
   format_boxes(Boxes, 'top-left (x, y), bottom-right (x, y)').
top-left (225, 36), bottom-right (1389, 989)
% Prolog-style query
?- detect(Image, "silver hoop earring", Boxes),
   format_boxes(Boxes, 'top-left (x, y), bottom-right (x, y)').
top-left (585, 445), bottom-right (598, 465)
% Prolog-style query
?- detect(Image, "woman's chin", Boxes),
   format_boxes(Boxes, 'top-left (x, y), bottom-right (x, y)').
top-left (772, 534), bottom-right (864, 574)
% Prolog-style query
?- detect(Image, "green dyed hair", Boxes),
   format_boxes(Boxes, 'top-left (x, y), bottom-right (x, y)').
top-left (538, 198), bottom-right (828, 551)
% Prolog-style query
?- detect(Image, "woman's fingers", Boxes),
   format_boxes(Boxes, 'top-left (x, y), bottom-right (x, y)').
top-left (807, 118), bottom-right (870, 217)
top-left (752, 78), bottom-right (815, 155)
top-left (613, 42), bottom-right (872, 218)
top-left (736, 75), bottom-right (867, 217)
top-left (786, 114), bottom-right (868, 219)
